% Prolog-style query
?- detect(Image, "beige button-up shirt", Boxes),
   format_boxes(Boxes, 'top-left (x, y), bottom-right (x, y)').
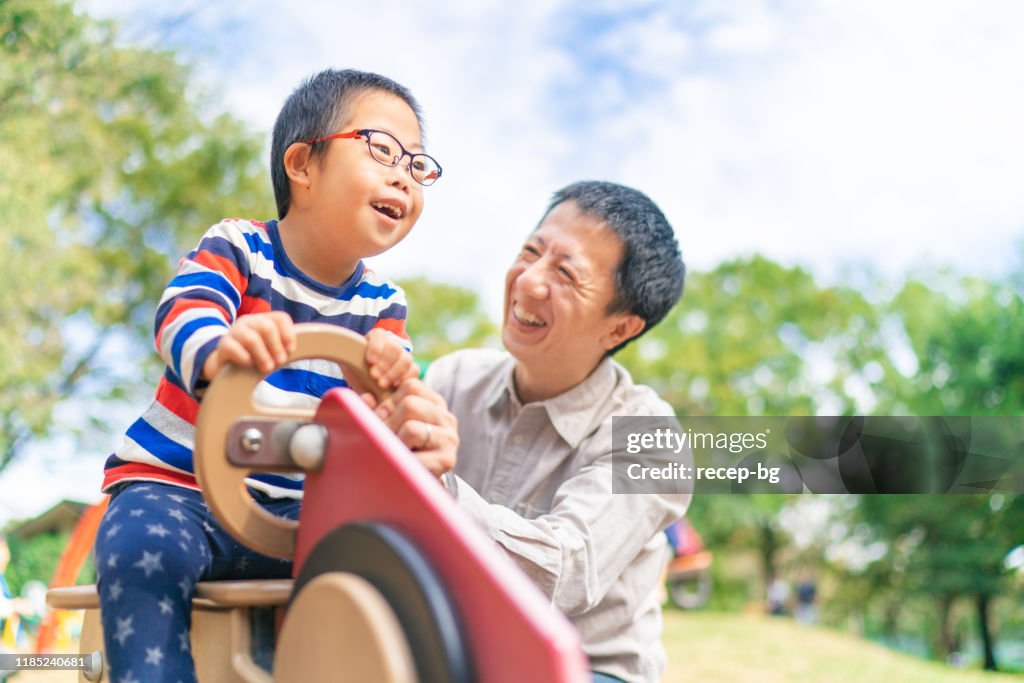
top-left (426, 349), bottom-right (690, 683)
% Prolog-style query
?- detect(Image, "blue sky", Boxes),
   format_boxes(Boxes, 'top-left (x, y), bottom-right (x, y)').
top-left (2, 0), bottom-right (1024, 524)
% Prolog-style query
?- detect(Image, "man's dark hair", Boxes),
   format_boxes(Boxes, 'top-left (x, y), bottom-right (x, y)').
top-left (542, 180), bottom-right (685, 354)
top-left (271, 68), bottom-right (423, 219)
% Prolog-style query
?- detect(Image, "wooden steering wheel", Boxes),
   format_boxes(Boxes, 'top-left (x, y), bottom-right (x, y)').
top-left (194, 323), bottom-right (385, 559)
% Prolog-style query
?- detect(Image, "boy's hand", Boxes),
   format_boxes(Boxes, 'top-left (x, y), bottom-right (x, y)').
top-left (364, 328), bottom-right (418, 391)
top-left (201, 312), bottom-right (297, 380)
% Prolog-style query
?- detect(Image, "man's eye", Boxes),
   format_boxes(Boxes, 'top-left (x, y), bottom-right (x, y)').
top-left (558, 267), bottom-right (574, 281)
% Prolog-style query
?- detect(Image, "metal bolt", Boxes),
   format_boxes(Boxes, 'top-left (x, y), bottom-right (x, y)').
top-left (290, 424), bottom-right (327, 471)
top-left (83, 651), bottom-right (103, 681)
top-left (240, 427), bottom-right (264, 453)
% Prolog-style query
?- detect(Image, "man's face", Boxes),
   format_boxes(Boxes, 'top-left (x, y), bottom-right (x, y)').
top-left (502, 201), bottom-right (641, 377)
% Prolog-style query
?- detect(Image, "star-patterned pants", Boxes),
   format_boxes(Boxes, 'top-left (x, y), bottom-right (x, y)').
top-left (94, 481), bottom-right (300, 683)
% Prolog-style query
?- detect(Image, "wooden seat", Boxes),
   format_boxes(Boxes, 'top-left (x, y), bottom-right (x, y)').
top-left (46, 579), bottom-right (293, 611)
top-left (47, 580), bottom-right (294, 683)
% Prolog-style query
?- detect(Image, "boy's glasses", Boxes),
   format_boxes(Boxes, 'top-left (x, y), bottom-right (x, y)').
top-left (302, 129), bottom-right (443, 186)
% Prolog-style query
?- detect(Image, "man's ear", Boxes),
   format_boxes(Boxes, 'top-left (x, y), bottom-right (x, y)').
top-left (602, 313), bottom-right (645, 351)
top-left (283, 142), bottom-right (314, 190)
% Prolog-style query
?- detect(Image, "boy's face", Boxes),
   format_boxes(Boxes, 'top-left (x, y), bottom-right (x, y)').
top-left (307, 91), bottom-right (424, 260)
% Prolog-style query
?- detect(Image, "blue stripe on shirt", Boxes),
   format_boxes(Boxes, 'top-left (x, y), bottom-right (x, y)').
top-left (250, 473), bottom-right (303, 491)
top-left (263, 369), bottom-right (349, 398)
top-left (171, 317), bottom-right (228, 384)
top-left (167, 271), bottom-right (242, 311)
top-left (338, 280), bottom-right (399, 302)
top-left (125, 418), bottom-right (194, 473)
top-left (240, 230), bottom-right (276, 263)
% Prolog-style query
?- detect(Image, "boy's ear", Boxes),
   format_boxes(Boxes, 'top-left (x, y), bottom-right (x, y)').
top-left (283, 142), bottom-right (314, 190)
top-left (601, 312), bottom-right (645, 351)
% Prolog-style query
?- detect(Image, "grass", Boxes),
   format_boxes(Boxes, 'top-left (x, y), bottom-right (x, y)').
top-left (14, 610), bottom-right (1024, 682)
top-left (662, 611), bottom-right (1023, 683)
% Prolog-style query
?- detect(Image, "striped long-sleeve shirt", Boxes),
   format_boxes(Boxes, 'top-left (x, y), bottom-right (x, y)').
top-left (102, 218), bottom-right (411, 498)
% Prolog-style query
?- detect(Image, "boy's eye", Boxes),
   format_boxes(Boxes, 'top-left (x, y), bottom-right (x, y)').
top-left (372, 142), bottom-right (393, 158)
top-left (411, 159), bottom-right (426, 172)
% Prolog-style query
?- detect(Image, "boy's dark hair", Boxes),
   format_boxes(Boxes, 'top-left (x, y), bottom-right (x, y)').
top-left (541, 180), bottom-right (685, 354)
top-left (271, 68), bottom-right (423, 219)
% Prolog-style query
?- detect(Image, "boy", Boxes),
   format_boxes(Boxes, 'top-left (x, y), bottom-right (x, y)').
top-left (94, 68), bottom-right (443, 682)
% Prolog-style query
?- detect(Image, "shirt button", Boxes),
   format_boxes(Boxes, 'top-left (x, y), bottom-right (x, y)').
top-left (512, 434), bottom-right (524, 445)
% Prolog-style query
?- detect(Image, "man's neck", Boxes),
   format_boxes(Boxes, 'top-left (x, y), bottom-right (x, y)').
top-left (512, 358), bottom-right (601, 404)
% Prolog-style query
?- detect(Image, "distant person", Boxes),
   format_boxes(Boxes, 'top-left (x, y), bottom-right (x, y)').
top-left (794, 572), bottom-right (818, 624)
top-left (94, 68), bottom-right (444, 683)
top-left (372, 180), bottom-right (690, 682)
top-left (766, 576), bottom-right (791, 616)
top-left (664, 518), bottom-right (704, 557)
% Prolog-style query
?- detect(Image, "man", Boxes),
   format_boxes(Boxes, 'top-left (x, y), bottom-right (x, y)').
top-left (376, 180), bottom-right (688, 683)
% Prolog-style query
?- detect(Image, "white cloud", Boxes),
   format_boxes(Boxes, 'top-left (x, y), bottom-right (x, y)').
top-left (77, 0), bottom-right (1024, 296)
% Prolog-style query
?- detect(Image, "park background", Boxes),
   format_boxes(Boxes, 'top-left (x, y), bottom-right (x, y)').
top-left (1, 0), bottom-right (1023, 679)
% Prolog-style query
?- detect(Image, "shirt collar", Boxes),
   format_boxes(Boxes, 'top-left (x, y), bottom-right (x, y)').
top-left (487, 355), bottom-right (619, 449)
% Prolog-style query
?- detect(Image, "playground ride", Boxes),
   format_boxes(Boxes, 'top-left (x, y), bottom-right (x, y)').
top-left (47, 324), bottom-right (588, 682)
top-left (663, 519), bottom-right (713, 610)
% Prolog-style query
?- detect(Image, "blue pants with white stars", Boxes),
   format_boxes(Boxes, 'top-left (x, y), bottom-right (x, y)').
top-left (94, 481), bottom-right (300, 683)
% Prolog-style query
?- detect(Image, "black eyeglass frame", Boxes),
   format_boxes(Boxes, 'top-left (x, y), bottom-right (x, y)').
top-left (302, 128), bottom-right (443, 186)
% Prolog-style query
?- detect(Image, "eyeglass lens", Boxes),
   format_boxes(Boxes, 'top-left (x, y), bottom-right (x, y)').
top-left (365, 131), bottom-right (441, 185)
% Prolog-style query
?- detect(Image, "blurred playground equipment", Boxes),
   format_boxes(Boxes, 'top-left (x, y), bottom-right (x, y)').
top-left (46, 324), bottom-right (588, 682)
top-left (663, 518), bottom-right (713, 610)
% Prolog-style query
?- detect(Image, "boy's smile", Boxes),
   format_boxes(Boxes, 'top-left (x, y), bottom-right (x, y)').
top-left (279, 90), bottom-right (425, 286)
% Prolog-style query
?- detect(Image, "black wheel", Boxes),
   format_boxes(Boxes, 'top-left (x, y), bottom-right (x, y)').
top-left (292, 521), bottom-right (474, 683)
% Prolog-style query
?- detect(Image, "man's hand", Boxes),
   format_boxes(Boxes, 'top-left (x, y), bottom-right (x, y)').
top-left (362, 378), bottom-right (458, 478)
top-left (364, 328), bottom-right (419, 390)
top-left (201, 312), bottom-right (297, 380)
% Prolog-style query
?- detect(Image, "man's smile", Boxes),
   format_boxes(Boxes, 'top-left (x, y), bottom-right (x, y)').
top-left (512, 301), bottom-right (546, 327)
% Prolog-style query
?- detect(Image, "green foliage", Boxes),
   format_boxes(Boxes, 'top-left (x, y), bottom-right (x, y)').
top-left (399, 276), bottom-right (499, 363)
top-left (619, 255), bottom-right (897, 416)
top-left (4, 532), bottom-right (94, 596)
top-left (617, 256), bottom-right (897, 590)
top-left (833, 271), bottom-right (1024, 668)
top-left (888, 274), bottom-right (1024, 414)
top-left (0, 0), bottom-right (273, 468)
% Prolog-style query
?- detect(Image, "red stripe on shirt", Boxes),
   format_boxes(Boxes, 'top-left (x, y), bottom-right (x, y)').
top-left (372, 317), bottom-right (409, 340)
top-left (193, 250), bottom-right (249, 295)
top-left (156, 298), bottom-right (231, 351)
top-left (102, 463), bottom-right (200, 493)
top-left (154, 377), bottom-right (199, 424)
top-left (240, 295), bottom-right (272, 316)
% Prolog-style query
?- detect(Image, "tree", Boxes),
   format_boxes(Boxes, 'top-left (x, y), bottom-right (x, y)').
top-left (841, 272), bottom-right (1024, 670)
top-left (619, 255), bottom-right (897, 416)
top-left (398, 277), bottom-right (499, 364)
top-left (0, 0), bottom-right (273, 469)
top-left (617, 256), bottom-right (897, 594)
